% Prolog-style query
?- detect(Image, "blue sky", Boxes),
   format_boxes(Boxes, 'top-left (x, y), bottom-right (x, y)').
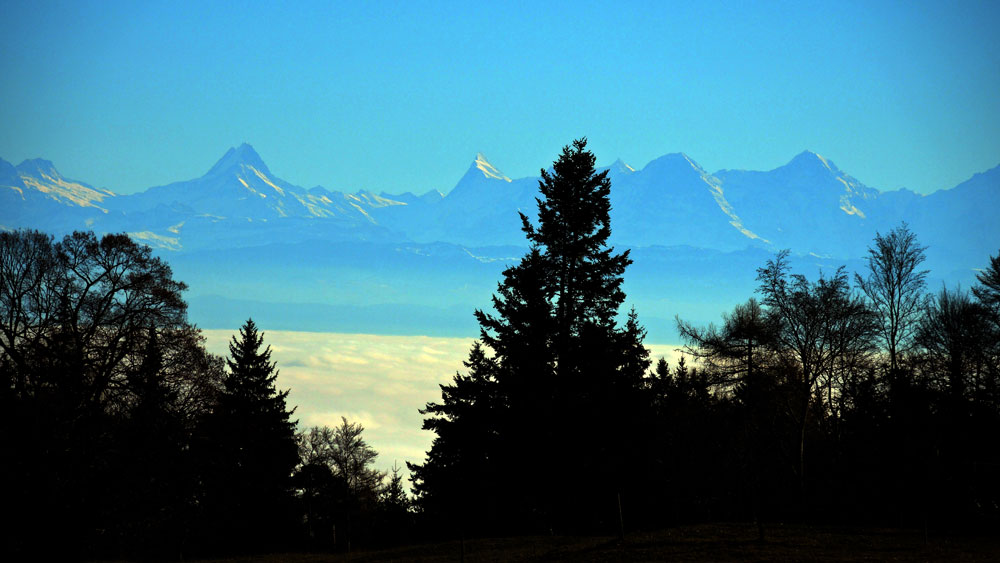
top-left (1, 0), bottom-right (998, 195)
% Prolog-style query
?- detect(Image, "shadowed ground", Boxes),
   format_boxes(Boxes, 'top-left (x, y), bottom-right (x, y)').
top-left (196, 523), bottom-right (1000, 562)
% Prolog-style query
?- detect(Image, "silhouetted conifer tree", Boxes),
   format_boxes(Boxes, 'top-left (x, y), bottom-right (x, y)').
top-left (409, 341), bottom-right (501, 530)
top-left (972, 250), bottom-right (1000, 413)
top-left (973, 250), bottom-right (1000, 345)
top-left (202, 318), bottom-right (299, 551)
top-left (412, 139), bottom-right (650, 535)
top-left (377, 462), bottom-right (412, 546)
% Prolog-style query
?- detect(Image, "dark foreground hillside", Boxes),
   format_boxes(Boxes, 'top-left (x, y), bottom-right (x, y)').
top-left (197, 524), bottom-right (1000, 562)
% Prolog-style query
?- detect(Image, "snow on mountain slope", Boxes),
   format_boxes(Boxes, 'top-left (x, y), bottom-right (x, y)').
top-left (473, 153), bottom-right (511, 182)
top-left (609, 152), bottom-right (768, 250)
top-left (5, 158), bottom-right (116, 210)
top-left (5, 143), bottom-right (995, 343)
top-left (117, 143), bottom-right (394, 222)
top-left (379, 189), bottom-right (444, 205)
top-left (599, 158), bottom-right (637, 187)
top-left (714, 151), bottom-right (889, 257)
top-left (0, 157), bottom-right (116, 233)
top-left (2, 145), bottom-right (997, 268)
top-left (395, 153), bottom-right (539, 246)
top-left (92, 144), bottom-right (410, 249)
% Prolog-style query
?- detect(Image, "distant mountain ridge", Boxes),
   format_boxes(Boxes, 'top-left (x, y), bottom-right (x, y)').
top-left (1, 144), bottom-right (421, 250)
top-left (4, 143), bottom-right (996, 340)
top-left (3, 143), bottom-right (998, 263)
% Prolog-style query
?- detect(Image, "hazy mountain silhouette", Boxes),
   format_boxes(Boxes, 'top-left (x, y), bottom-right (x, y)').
top-left (3, 144), bottom-right (996, 339)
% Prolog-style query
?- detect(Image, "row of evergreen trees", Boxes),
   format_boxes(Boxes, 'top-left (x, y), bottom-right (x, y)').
top-left (409, 139), bottom-right (1000, 538)
top-left (0, 231), bottom-right (402, 558)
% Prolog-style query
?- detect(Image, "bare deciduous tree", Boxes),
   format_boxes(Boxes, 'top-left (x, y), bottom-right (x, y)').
top-left (756, 250), bottom-right (874, 489)
top-left (299, 418), bottom-right (385, 501)
top-left (855, 223), bottom-right (928, 372)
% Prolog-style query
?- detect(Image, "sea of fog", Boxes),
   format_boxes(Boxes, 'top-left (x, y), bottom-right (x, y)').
top-left (202, 330), bottom-right (683, 478)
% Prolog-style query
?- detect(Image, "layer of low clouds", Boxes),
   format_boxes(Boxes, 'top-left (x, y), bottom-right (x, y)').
top-left (202, 330), bottom-right (683, 480)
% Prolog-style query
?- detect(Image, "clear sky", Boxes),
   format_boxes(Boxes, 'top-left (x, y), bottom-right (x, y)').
top-left (1, 0), bottom-right (998, 195)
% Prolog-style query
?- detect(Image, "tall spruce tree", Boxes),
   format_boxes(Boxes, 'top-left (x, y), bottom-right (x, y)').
top-left (412, 139), bottom-right (650, 534)
top-left (203, 318), bottom-right (299, 550)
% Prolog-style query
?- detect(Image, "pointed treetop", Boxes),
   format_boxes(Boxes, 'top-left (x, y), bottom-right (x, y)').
top-left (522, 137), bottom-right (632, 332)
top-left (226, 317), bottom-right (277, 389)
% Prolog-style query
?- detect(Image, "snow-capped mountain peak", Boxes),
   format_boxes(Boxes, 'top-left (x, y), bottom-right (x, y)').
top-left (9, 157), bottom-right (115, 209)
top-left (610, 158), bottom-right (636, 174)
top-left (784, 150), bottom-right (840, 174)
top-left (206, 143), bottom-right (270, 177)
top-left (474, 153), bottom-right (511, 182)
top-left (16, 158), bottom-right (61, 178)
top-left (640, 152), bottom-right (706, 175)
top-left (3, 144), bottom-right (997, 276)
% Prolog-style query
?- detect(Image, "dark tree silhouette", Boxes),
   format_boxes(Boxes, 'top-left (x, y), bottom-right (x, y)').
top-left (520, 138), bottom-right (632, 354)
top-left (972, 250), bottom-right (1000, 411)
top-left (412, 139), bottom-right (650, 534)
top-left (377, 462), bottom-right (412, 546)
top-left (201, 318), bottom-right (299, 551)
top-left (0, 230), bottom-right (189, 406)
top-left (678, 298), bottom-right (778, 389)
top-left (678, 299), bottom-right (805, 537)
top-left (515, 139), bottom-right (650, 531)
top-left (409, 341), bottom-right (501, 529)
top-left (917, 286), bottom-right (990, 401)
top-left (326, 417), bottom-right (385, 502)
top-left (0, 229), bottom-right (61, 395)
top-left (381, 462), bottom-right (410, 513)
top-left (0, 229), bottom-right (220, 559)
top-left (293, 460), bottom-right (350, 548)
top-left (855, 223), bottom-right (928, 372)
top-left (756, 251), bottom-right (874, 494)
top-left (973, 250), bottom-right (1000, 329)
top-left (912, 283), bottom-right (1000, 527)
top-left (296, 419), bottom-right (386, 551)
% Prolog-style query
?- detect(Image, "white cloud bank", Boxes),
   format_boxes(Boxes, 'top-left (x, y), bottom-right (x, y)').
top-left (202, 330), bottom-right (683, 479)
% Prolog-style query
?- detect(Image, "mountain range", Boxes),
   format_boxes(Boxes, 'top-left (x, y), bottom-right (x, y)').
top-left (3, 144), bottom-right (997, 341)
